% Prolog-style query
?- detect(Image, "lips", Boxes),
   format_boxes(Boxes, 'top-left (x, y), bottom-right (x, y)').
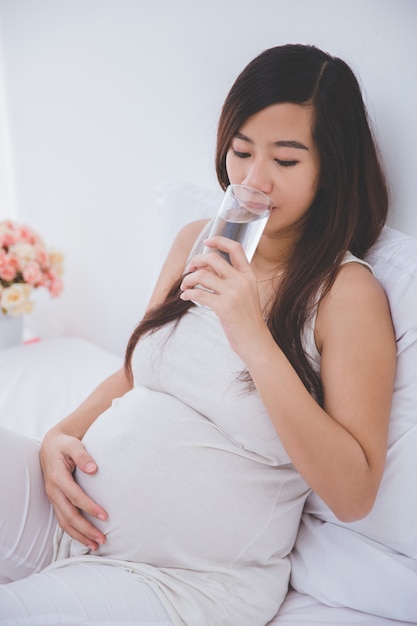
top-left (245, 201), bottom-right (271, 215)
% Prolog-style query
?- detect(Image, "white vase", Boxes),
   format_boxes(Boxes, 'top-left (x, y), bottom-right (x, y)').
top-left (0, 313), bottom-right (24, 349)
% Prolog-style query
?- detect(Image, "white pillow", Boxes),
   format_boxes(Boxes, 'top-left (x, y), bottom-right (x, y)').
top-left (290, 226), bottom-right (417, 622)
top-left (155, 180), bottom-right (222, 242)
top-left (0, 337), bottom-right (122, 439)
top-left (149, 180), bottom-right (222, 288)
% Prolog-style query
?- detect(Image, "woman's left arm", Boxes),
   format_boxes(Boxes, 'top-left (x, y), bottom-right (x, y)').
top-left (296, 262), bottom-right (396, 520)
top-left (181, 238), bottom-right (396, 522)
top-left (248, 264), bottom-right (396, 522)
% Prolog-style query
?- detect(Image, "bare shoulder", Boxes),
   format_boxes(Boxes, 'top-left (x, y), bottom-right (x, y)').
top-left (329, 260), bottom-right (386, 302)
top-left (166, 218), bottom-right (210, 271)
top-left (315, 261), bottom-right (394, 352)
top-left (173, 219), bottom-right (210, 253)
top-left (147, 219), bottom-right (210, 309)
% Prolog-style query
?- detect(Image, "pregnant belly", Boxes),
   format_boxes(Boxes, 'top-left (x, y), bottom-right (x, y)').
top-left (72, 387), bottom-right (298, 569)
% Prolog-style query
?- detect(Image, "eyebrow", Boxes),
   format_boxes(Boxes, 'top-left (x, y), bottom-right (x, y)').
top-left (234, 132), bottom-right (309, 151)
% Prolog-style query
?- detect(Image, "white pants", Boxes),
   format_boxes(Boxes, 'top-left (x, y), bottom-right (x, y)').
top-left (0, 427), bottom-right (173, 625)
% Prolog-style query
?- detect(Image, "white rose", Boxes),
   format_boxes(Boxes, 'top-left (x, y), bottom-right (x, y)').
top-left (1, 283), bottom-right (33, 314)
top-left (9, 242), bottom-right (37, 265)
top-left (9, 300), bottom-right (34, 315)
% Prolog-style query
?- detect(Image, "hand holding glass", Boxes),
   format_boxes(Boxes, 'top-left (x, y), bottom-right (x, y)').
top-left (188, 184), bottom-right (272, 299)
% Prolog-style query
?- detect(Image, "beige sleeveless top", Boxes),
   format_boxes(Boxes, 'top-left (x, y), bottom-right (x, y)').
top-left (50, 252), bottom-right (371, 626)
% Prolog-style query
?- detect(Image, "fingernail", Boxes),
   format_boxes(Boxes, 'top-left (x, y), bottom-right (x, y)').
top-left (97, 513), bottom-right (106, 521)
top-left (85, 463), bottom-right (96, 472)
top-left (87, 543), bottom-right (96, 551)
top-left (95, 536), bottom-right (104, 545)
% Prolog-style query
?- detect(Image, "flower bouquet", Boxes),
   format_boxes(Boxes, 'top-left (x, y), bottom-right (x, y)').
top-left (0, 220), bottom-right (64, 316)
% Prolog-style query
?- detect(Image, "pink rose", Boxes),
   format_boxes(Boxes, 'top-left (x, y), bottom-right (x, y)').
top-left (0, 261), bottom-right (17, 282)
top-left (47, 270), bottom-right (63, 297)
top-left (35, 246), bottom-right (49, 267)
top-left (16, 225), bottom-right (38, 245)
top-left (22, 261), bottom-right (43, 285)
top-left (1, 220), bottom-right (63, 304)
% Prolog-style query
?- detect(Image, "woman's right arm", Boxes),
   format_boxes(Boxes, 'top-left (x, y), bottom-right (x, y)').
top-left (40, 219), bottom-right (208, 550)
top-left (40, 366), bottom-right (132, 550)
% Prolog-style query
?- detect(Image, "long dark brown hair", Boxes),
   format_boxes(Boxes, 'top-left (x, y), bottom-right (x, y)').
top-left (125, 44), bottom-right (388, 404)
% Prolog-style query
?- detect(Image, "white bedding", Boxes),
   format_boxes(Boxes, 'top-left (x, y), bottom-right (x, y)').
top-left (270, 590), bottom-right (417, 625)
top-left (0, 336), bottom-right (122, 439)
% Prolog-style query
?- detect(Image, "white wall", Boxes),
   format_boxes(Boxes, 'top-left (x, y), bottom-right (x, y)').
top-left (0, 0), bottom-right (415, 355)
top-left (0, 22), bottom-right (16, 220)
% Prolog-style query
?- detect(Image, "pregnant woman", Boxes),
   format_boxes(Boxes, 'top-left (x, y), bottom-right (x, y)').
top-left (0, 44), bottom-right (395, 626)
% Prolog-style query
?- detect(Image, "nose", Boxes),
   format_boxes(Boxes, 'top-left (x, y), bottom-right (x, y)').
top-left (241, 159), bottom-right (273, 197)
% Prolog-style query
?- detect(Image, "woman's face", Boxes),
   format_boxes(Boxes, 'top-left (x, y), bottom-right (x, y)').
top-left (225, 103), bottom-right (320, 240)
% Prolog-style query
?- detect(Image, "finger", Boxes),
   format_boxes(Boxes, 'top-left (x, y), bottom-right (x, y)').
top-left (186, 250), bottom-right (228, 275)
top-left (180, 283), bottom-right (216, 308)
top-left (65, 525), bottom-right (102, 552)
top-left (60, 474), bottom-right (107, 522)
top-left (204, 236), bottom-right (250, 270)
top-left (52, 489), bottom-right (107, 547)
top-left (54, 504), bottom-right (106, 550)
top-left (180, 267), bottom-right (221, 292)
top-left (46, 461), bottom-right (108, 523)
top-left (185, 250), bottom-right (239, 286)
top-left (65, 439), bottom-right (98, 475)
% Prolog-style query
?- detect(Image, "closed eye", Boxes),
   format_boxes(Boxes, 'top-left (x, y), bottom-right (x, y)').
top-left (232, 148), bottom-right (251, 159)
top-left (275, 159), bottom-right (298, 167)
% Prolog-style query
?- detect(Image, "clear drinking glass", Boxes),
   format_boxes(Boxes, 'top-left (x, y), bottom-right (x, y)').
top-left (186, 184), bottom-right (272, 301)
top-left (186, 184), bottom-right (272, 269)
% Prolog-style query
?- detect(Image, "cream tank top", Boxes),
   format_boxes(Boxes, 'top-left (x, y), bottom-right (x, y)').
top-left (50, 252), bottom-right (372, 626)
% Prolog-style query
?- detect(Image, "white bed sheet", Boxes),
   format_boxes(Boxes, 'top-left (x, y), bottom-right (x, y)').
top-left (269, 590), bottom-right (417, 625)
